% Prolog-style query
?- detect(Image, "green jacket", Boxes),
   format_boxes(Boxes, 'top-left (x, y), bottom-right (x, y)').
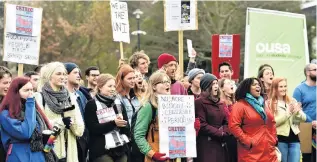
top-left (133, 102), bottom-right (157, 157)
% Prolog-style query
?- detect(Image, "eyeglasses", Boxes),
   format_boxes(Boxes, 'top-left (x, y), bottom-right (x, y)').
top-left (155, 80), bottom-right (171, 85)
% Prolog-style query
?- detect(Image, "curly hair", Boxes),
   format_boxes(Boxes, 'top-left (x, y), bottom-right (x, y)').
top-left (128, 50), bottom-right (150, 69)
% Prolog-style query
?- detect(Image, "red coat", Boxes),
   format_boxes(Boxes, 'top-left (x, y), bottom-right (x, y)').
top-left (229, 100), bottom-right (278, 162)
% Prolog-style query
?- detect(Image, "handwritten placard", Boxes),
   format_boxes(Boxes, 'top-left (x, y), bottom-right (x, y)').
top-left (219, 35), bottom-right (233, 58)
top-left (3, 4), bottom-right (42, 65)
top-left (110, 1), bottom-right (130, 43)
top-left (158, 95), bottom-right (196, 158)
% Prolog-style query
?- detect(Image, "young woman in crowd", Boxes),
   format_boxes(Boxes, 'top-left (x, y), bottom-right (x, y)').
top-left (258, 64), bottom-right (275, 76)
top-left (115, 64), bottom-right (141, 132)
top-left (187, 68), bottom-right (205, 99)
top-left (229, 78), bottom-right (278, 162)
top-left (134, 69), bottom-right (147, 101)
top-left (133, 71), bottom-right (171, 162)
top-left (219, 78), bottom-right (237, 162)
top-left (258, 67), bottom-right (274, 100)
top-left (0, 77), bottom-right (55, 162)
top-left (84, 74), bottom-right (129, 162)
top-left (35, 62), bottom-right (84, 162)
top-left (267, 78), bottom-right (306, 162)
top-left (195, 74), bottom-right (229, 162)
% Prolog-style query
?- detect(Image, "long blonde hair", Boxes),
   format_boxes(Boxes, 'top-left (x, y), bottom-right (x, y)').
top-left (142, 71), bottom-right (170, 108)
top-left (268, 77), bottom-right (291, 114)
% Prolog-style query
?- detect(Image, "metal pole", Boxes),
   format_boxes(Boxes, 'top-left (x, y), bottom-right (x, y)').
top-left (137, 17), bottom-right (140, 51)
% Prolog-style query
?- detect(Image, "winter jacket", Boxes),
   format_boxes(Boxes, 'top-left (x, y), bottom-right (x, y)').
top-left (84, 95), bottom-right (129, 161)
top-left (195, 96), bottom-right (229, 162)
top-left (34, 92), bottom-right (85, 162)
top-left (229, 100), bottom-right (278, 162)
top-left (171, 81), bottom-right (187, 95)
top-left (0, 98), bottom-right (45, 162)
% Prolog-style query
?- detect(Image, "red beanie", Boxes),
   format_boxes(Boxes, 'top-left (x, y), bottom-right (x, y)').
top-left (157, 53), bottom-right (177, 69)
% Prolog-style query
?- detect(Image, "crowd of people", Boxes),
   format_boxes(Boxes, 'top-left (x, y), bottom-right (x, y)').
top-left (0, 49), bottom-right (315, 162)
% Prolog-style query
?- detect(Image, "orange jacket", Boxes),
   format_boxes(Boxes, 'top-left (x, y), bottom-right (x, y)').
top-left (229, 100), bottom-right (278, 162)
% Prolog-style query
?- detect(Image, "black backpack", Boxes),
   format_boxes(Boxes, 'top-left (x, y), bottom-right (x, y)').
top-left (130, 103), bottom-right (156, 162)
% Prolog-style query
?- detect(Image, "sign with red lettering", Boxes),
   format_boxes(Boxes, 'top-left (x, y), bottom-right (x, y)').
top-left (3, 4), bottom-right (42, 65)
top-left (158, 95), bottom-right (196, 158)
top-left (110, 1), bottom-right (130, 43)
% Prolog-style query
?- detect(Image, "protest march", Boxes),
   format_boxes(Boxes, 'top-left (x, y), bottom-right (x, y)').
top-left (0, 1), bottom-right (315, 162)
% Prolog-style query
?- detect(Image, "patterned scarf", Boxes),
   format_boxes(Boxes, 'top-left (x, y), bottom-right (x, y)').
top-left (41, 82), bottom-right (71, 114)
top-left (245, 93), bottom-right (267, 122)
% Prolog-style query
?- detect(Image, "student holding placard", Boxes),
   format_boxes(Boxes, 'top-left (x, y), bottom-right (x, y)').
top-left (195, 74), bottom-right (230, 162)
top-left (84, 74), bottom-right (129, 162)
top-left (133, 72), bottom-right (171, 162)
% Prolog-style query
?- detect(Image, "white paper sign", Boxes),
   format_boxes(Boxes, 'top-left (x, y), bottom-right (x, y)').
top-left (110, 2), bottom-right (130, 43)
top-left (158, 95), bottom-right (196, 158)
top-left (3, 4), bottom-right (42, 65)
top-left (187, 39), bottom-right (194, 57)
top-left (219, 35), bottom-right (233, 58)
top-left (165, 0), bottom-right (198, 32)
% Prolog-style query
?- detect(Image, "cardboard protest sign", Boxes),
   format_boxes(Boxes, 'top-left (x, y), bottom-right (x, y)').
top-left (3, 4), bottom-right (43, 65)
top-left (110, 1), bottom-right (130, 43)
top-left (158, 95), bottom-right (196, 158)
top-left (244, 8), bottom-right (309, 94)
top-left (164, 0), bottom-right (198, 32)
top-left (299, 123), bottom-right (313, 153)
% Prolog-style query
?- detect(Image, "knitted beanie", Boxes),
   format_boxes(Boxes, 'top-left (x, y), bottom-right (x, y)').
top-left (64, 62), bottom-right (79, 74)
top-left (188, 68), bottom-right (205, 83)
top-left (157, 53), bottom-right (177, 69)
top-left (200, 73), bottom-right (217, 91)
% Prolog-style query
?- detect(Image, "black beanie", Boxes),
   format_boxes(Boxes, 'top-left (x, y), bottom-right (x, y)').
top-left (64, 62), bottom-right (79, 74)
top-left (200, 73), bottom-right (217, 91)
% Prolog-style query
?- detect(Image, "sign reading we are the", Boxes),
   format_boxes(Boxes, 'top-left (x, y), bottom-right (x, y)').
top-left (110, 1), bottom-right (130, 43)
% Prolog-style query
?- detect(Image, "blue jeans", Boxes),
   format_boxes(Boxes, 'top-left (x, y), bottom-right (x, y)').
top-left (278, 142), bottom-right (301, 162)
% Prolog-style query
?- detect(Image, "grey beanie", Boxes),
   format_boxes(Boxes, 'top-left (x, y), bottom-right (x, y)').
top-left (188, 68), bottom-right (205, 82)
top-left (200, 73), bottom-right (217, 91)
top-left (64, 62), bottom-right (79, 74)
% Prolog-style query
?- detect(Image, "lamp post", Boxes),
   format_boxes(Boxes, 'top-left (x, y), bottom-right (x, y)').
top-left (132, 9), bottom-right (146, 51)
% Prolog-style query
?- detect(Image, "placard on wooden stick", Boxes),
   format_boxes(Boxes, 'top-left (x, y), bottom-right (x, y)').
top-left (164, 0), bottom-right (198, 77)
top-left (3, 4), bottom-right (43, 76)
top-left (110, 1), bottom-right (130, 59)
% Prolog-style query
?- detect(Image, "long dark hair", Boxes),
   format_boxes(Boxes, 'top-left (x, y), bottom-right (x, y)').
top-left (235, 78), bottom-right (263, 101)
top-left (0, 77), bottom-right (30, 119)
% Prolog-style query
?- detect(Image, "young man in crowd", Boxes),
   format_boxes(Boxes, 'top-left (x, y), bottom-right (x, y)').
top-left (129, 50), bottom-right (150, 79)
top-left (218, 61), bottom-right (238, 90)
top-left (218, 62), bottom-right (234, 80)
top-left (80, 66), bottom-right (100, 100)
top-left (24, 71), bottom-right (40, 92)
top-left (64, 62), bottom-right (88, 162)
top-left (0, 66), bottom-right (11, 162)
top-left (293, 63), bottom-right (316, 162)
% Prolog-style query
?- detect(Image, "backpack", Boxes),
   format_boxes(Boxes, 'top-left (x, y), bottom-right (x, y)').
top-left (129, 102), bottom-right (156, 162)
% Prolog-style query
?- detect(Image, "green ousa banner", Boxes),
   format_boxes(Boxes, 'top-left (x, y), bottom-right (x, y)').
top-left (244, 8), bottom-right (309, 94)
